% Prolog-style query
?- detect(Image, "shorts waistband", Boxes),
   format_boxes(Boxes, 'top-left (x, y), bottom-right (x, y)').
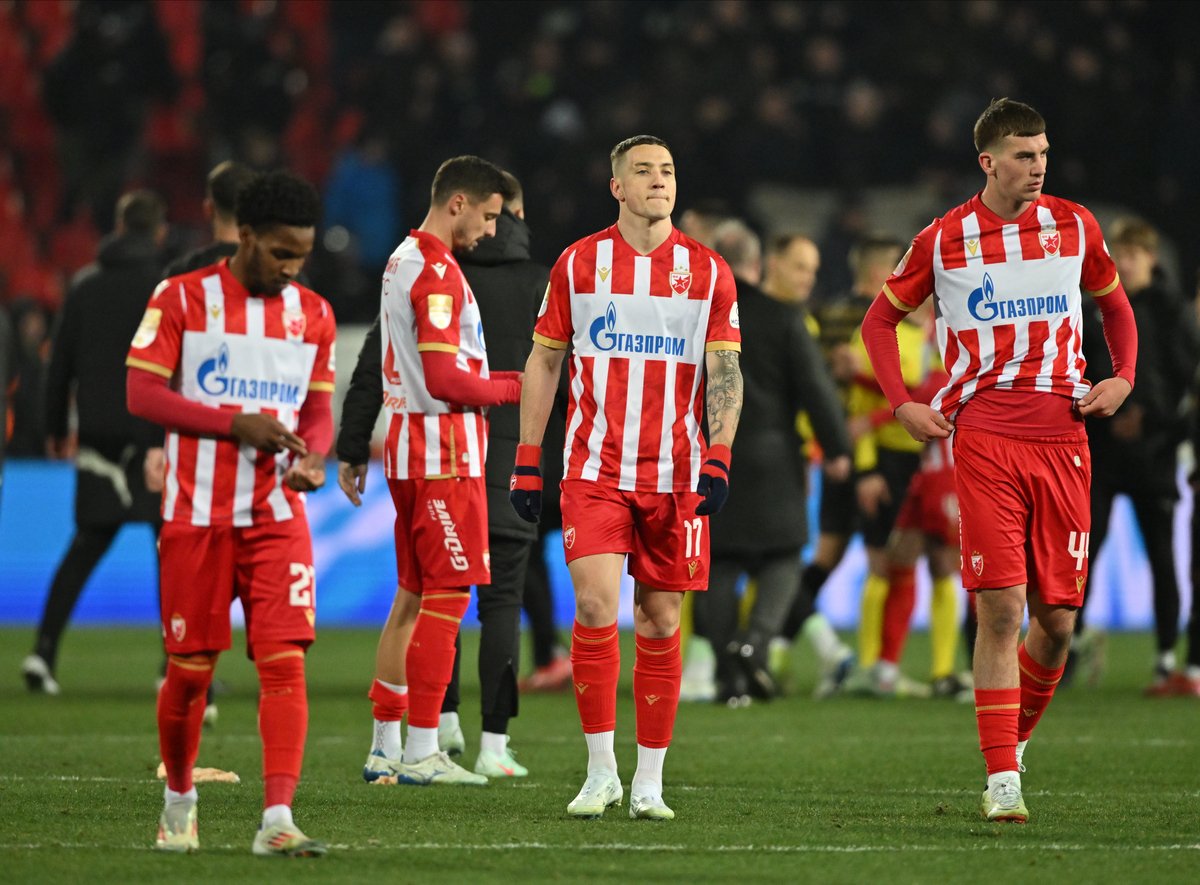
top-left (955, 426), bottom-right (1087, 446)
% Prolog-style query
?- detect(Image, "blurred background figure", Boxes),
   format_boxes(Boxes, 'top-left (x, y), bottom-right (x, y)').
top-left (23, 191), bottom-right (168, 695)
top-left (1077, 217), bottom-right (1200, 693)
top-left (698, 219), bottom-right (851, 704)
top-left (762, 234), bottom-right (821, 310)
top-left (163, 161), bottom-right (257, 276)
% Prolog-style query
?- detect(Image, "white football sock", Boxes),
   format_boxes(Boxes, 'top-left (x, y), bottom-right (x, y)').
top-left (480, 731), bottom-right (507, 756)
top-left (987, 770), bottom-right (1020, 792)
top-left (1157, 650), bottom-right (1177, 672)
top-left (164, 786), bottom-right (197, 806)
top-left (262, 804), bottom-right (293, 829)
top-left (875, 660), bottom-right (899, 685)
top-left (631, 745), bottom-right (667, 792)
top-left (372, 719), bottom-right (402, 759)
top-left (403, 725), bottom-right (439, 762)
top-left (802, 613), bottom-right (845, 662)
top-left (584, 731), bottom-right (617, 774)
top-left (1015, 739), bottom-right (1028, 766)
top-left (439, 711), bottom-right (460, 731)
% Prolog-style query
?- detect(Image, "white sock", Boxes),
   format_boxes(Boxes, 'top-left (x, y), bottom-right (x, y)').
top-left (164, 786), bottom-right (197, 806)
top-left (439, 711), bottom-right (460, 731)
top-left (584, 731), bottom-right (617, 774)
top-left (987, 770), bottom-right (1020, 792)
top-left (1157, 650), bottom-right (1177, 672)
top-left (403, 725), bottom-right (439, 762)
top-left (262, 804), bottom-right (293, 829)
top-left (378, 679), bottom-right (407, 694)
top-left (875, 660), bottom-right (899, 684)
top-left (1186, 664), bottom-right (1200, 680)
top-left (631, 744), bottom-right (667, 792)
top-left (802, 613), bottom-right (844, 662)
top-left (372, 719), bottom-right (403, 759)
top-left (1015, 739), bottom-right (1028, 763)
top-left (480, 731), bottom-right (508, 756)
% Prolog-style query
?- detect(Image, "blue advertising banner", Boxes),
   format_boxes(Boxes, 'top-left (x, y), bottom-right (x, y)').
top-left (0, 460), bottom-right (1191, 632)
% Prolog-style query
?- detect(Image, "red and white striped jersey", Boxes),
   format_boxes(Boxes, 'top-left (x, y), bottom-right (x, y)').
top-left (884, 193), bottom-right (1119, 420)
top-left (380, 230), bottom-right (490, 480)
top-left (534, 224), bottom-right (740, 493)
top-left (126, 260), bottom-right (337, 526)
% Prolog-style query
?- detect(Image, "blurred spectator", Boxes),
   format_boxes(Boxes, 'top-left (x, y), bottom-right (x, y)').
top-left (6, 299), bottom-right (50, 457)
top-left (323, 133), bottom-right (401, 272)
top-left (164, 161), bottom-right (257, 277)
top-left (41, 1), bottom-right (178, 230)
top-left (762, 234), bottom-right (821, 308)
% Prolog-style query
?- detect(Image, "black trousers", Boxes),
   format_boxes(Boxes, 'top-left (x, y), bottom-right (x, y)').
top-left (523, 533), bottom-right (560, 669)
top-left (441, 534), bottom-right (532, 733)
top-left (34, 522), bottom-right (159, 671)
top-left (695, 552), bottom-right (802, 663)
top-left (1082, 454), bottom-right (1182, 655)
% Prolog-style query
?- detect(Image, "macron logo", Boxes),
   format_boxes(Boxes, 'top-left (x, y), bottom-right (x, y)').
top-left (432, 262), bottom-right (448, 279)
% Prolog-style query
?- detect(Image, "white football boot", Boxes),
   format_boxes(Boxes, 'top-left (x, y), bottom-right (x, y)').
top-left (567, 769), bottom-right (623, 818)
top-left (155, 797), bottom-right (199, 853)
top-left (629, 781), bottom-right (675, 821)
top-left (396, 751), bottom-right (488, 786)
top-left (22, 655), bottom-right (60, 696)
top-left (474, 736), bottom-right (528, 778)
top-left (252, 823), bottom-right (328, 857)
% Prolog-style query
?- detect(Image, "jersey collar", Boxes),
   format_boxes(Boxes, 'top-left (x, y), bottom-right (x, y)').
top-left (971, 192), bottom-right (1041, 228)
top-left (608, 222), bottom-right (681, 259)
top-left (411, 229), bottom-right (456, 262)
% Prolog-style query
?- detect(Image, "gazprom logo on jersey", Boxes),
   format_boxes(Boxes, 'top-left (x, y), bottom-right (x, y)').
top-left (588, 301), bottom-right (686, 356)
top-left (197, 343), bottom-right (302, 405)
top-left (967, 272), bottom-right (1068, 322)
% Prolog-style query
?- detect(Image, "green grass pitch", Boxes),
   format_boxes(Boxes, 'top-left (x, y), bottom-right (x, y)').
top-left (1, 626), bottom-right (1198, 884)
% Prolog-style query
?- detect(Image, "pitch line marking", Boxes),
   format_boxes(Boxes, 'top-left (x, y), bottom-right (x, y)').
top-left (3, 842), bottom-right (1200, 853)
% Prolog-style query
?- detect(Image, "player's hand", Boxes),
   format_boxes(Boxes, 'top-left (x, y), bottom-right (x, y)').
top-left (510, 443), bottom-right (543, 523)
top-left (823, 455), bottom-right (851, 483)
top-left (285, 451), bottom-right (326, 492)
top-left (856, 472), bottom-right (890, 518)
top-left (231, 412), bottom-right (308, 456)
top-left (695, 444), bottom-right (732, 516)
top-left (338, 461), bottom-right (368, 506)
top-left (144, 447), bottom-right (165, 493)
top-left (1077, 377), bottom-right (1133, 419)
top-left (894, 402), bottom-right (953, 442)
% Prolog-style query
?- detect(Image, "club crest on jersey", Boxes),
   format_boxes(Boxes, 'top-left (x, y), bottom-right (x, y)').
top-left (282, 309), bottom-right (306, 340)
top-left (971, 552), bottom-right (984, 576)
top-left (563, 525), bottom-right (576, 549)
top-left (170, 614), bottom-right (186, 643)
top-left (588, 301), bottom-right (686, 356)
top-left (1039, 228), bottom-right (1061, 255)
top-left (670, 267), bottom-right (692, 297)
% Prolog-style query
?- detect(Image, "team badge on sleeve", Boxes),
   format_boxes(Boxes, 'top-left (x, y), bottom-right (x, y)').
top-left (428, 295), bottom-right (454, 330)
top-left (669, 268), bottom-right (692, 297)
top-left (132, 308), bottom-right (163, 348)
top-left (1039, 228), bottom-right (1061, 255)
top-left (538, 283), bottom-right (550, 318)
top-left (729, 303), bottom-right (740, 329)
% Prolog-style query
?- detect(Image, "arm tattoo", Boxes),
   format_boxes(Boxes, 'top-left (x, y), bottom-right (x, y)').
top-left (706, 350), bottom-right (743, 441)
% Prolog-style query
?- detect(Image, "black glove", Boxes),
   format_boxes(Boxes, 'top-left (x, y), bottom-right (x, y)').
top-left (694, 444), bottom-right (731, 516)
top-left (509, 443), bottom-right (543, 523)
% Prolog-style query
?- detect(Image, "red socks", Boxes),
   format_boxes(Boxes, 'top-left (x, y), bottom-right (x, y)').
top-left (1017, 643), bottom-right (1065, 742)
top-left (634, 629), bottom-right (682, 749)
top-left (255, 642), bottom-right (308, 809)
top-left (880, 566), bottom-right (916, 664)
top-left (571, 621), bottom-right (620, 733)
top-left (157, 653), bottom-right (216, 793)
top-left (974, 687), bottom-right (1021, 774)
top-left (369, 679), bottom-right (409, 722)
top-left (405, 590), bottom-right (471, 728)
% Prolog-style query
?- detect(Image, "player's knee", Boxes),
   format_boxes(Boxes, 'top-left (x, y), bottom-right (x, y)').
top-left (574, 590), bottom-right (616, 627)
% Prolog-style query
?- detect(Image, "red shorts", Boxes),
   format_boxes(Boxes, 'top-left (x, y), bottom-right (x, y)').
top-left (159, 516), bottom-right (316, 656)
top-left (895, 467), bottom-right (959, 547)
top-left (559, 479), bottom-right (707, 592)
top-left (953, 426), bottom-right (1091, 604)
top-left (389, 476), bottom-right (490, 593)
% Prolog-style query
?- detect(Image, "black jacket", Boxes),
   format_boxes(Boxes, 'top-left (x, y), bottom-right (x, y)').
top-left (709, 280), bottom-right (852, 556)
top-left (163, 241), bottom-right (237, 278)
top-left (45, 232), bottom-right (165, 525)
top-left (1082, 278), bottom-right (1200, 468)
top-left (336, 209), bottom-right (549, 540)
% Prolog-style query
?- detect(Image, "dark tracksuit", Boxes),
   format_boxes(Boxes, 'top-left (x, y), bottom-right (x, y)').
top-left (34, 233), bottom-right (166, 672)
top-left (338, 208), bottom-right (548, 733)
top-left (1081, 277), bottom-right (1200, 663)
top-left (696, 279), bottom-right (851, 695)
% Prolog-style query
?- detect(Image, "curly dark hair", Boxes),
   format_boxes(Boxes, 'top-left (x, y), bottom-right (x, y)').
top-left (235, 170), bottom-right (321, 231)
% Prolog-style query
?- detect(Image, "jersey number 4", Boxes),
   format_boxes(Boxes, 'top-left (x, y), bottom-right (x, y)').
top-left (289, 563), bottom-right (316, 607)
top-left (683, 517), bottom-right (703, 558)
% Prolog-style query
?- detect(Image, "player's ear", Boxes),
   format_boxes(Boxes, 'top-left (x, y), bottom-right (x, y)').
top-left (978, 152), bottom-right (995, 177)
top-left (610, 178), bottom-right (624, 203)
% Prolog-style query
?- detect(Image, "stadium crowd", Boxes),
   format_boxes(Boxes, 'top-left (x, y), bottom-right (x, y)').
top-left (2, 1), bottom-right (1199, 696)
